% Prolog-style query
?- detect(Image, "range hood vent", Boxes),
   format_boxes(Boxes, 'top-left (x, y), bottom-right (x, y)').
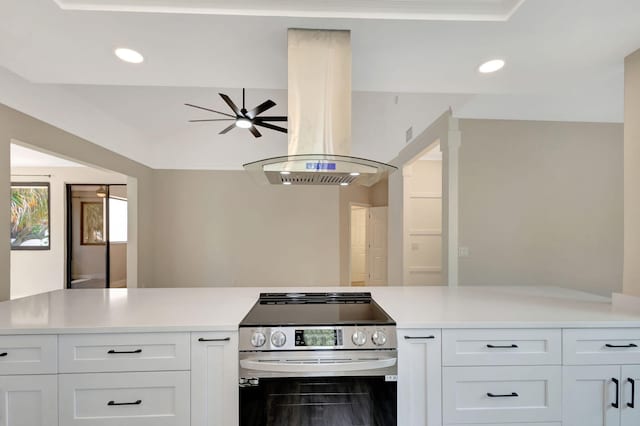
top-left (243, 29), bottom-right (397, 186)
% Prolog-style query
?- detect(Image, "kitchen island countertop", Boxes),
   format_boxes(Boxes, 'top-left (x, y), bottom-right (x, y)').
top-left (0, 286), bottom-right (639, 334)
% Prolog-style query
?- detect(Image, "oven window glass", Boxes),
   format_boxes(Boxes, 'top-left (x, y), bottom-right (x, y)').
top-left (240, 377), bottom-right (396, 426)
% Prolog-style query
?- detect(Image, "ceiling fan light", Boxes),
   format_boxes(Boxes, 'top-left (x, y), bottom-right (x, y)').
top-left (235, 118), bottom-right (253, 129)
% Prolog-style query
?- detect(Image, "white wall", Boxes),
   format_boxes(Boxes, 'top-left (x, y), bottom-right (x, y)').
top-left (10, 167), bottom-right (126, 299)
top-left (150, 170), bottom-right (341, 287)
top-left (624, 49), bottom-right (640, 296)
top-left (458, 119), bottom-right (624, 296)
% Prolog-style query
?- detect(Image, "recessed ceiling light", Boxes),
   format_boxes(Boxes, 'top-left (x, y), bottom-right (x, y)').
top-left (235, 118), bottom-right (253, 129)
top-left (349, 172), bottom-right (360, 176)
top-left (280, 171), bottom-right (291, 175)
top-left (478, 59), bottom-right (505, 74)
top-left (283, 182), bottom-right (292, 185)
top-left (114, 47), bottom-right (144, 64)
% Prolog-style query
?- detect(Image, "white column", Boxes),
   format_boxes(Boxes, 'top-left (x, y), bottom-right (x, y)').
top-left (624, 49), bottom-right (640, 296)
top-left (444, 117), bottom-right (461, 287)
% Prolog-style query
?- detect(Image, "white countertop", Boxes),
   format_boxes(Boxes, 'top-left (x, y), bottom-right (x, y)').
top-left (0, 286), bottom-right (639, 334)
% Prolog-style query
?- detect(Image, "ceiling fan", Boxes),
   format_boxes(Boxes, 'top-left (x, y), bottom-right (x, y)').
top-left (185, 89), bottom-right (287, 138)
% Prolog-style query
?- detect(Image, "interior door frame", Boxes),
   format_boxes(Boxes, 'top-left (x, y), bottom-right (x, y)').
top-left (348, 202), bottom-right (371, 286)
top-left (65, 183), bottom-right (125, 289)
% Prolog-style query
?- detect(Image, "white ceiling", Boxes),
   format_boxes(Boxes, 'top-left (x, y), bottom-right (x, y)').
top-left (53, 0), bottom-right (524, 21)
top-left (0, 0), bottom-right (637, 169)
top-left (10, 144), bottom-right (87, 168)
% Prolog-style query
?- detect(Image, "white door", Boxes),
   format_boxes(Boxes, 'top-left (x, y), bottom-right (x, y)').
top-left (365, 207), bottom-right (388, 286)
top-left (0, 374), bottom-right (57, 426)
top-left (350, 207), bottom-right (367, 283)
top-left (397, 329), bottom-right (442, 426)
top-left (563, 365), bottom-right (621, 426)
top-left (621, 365), bottom-right (640, 425)
top-left (191, 332), bottom-right (239, 426)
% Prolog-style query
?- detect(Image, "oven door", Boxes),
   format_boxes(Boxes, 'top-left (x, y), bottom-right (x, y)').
top-left (239, 351), bottom-right (397, 426)
top-left (240, 376), bottom-right (396, 426)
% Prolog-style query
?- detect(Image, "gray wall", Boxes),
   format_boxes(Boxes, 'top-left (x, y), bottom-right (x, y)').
top-left (150, 170), bottom-right (341, 287)
top-left (1, 104), bottom-right (154, 300)
top-left (458, 119), bottom-right (623, 296)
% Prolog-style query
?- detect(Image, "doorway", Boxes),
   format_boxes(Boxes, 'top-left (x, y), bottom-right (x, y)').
top-left (403, 143), bottom-right (443, 285)
top-left (349, 204), bottom-right (388, 286)
top-left (66, 184), bottom-right (128, 289)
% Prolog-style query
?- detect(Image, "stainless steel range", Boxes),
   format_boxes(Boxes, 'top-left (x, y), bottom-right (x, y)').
top-left (238, 292), bottom-right (397, 426)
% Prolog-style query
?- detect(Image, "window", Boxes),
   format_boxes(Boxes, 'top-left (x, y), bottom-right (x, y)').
top-left (10, 182), bottom-right (50, 250)
top-left (109, 197), bottom-right (128, 243)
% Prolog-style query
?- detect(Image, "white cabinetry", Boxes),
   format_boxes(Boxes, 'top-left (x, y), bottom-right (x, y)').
top-left (0, 374), bottom-right (58, 426)
top-left (563, 328), bottom-right (640, 426)
top-left (0, 335), bottom-right (58, 426)
top-left (397, 329), bottom-right (442, 426)
top-left (59, 371), bottom-right (190, 426)
top-left (191, 332), bottom-right (239, 426)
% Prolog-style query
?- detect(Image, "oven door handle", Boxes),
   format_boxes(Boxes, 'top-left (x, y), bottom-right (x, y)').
top-left (240, 357), bottom-right (397, 373)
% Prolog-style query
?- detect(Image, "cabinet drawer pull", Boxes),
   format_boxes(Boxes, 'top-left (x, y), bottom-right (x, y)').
top-left (487, 392), bottom-right (518, 398)
top-left (198, 337), bottom-right (231, 342)
top-left (629, 378), bottom-right (636, 408)
top-left (0, 352), bottom-right (7, 357)
top-left (404, 336), bottom-right (435, 340)
top-left (108, 399), bottom-right (142, 406)
top-left (605, 343), bottom-right (638, 348)
top-left (107, 349), bottom-right (142, 354)
top-left (486, 344), bottom-right (518, 349)
top-left (612, 378), bottom-right (620, 408)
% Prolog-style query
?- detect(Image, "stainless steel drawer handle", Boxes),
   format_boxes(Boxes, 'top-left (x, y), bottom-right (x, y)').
top-left (0, 352), bottom-right (7, 357)
top-left (404, 336), bottom-right (435, 340)
top-left (487, 392), bottom-right (519, 398)
top-left (198, 337), bottom-right (231, 342)
top-left (487, 344), bottom-right (518, 349)
top-left (107, 349), bottom-right (142, 354)
top-left (108, 399), bottom-right (142, 406)
top-left (605, 343), bottom-right (638, 348)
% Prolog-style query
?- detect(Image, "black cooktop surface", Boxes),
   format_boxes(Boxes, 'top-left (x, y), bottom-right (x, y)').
top-left (239, 292), bottom-right (395, 327)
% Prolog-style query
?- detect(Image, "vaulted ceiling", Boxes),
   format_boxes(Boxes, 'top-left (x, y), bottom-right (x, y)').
top-left (0, 0), bottom-right (638, 169)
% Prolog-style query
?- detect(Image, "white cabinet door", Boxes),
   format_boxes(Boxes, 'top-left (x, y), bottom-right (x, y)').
top-left (191, 332), bottom-right (238, 426)
top-left (621, 365), bottom-right (640, 426)
top-left (563, 365), bottom-right (621, 426)
top-left (397, 329), bottom-right (442, 426)
top-left (0, 374), bottom-right (57, 426)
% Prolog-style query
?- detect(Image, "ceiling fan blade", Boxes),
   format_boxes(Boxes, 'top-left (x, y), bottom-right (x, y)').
top-left (253, 121), bottom-right (288, 134)
top-left (247, 100), bottom-right (276, 119)
top-left (249, 126), bottom-right (262, 138)
top-left (219, 93), bottom-right (242, 116)
top-left (184, 103), bottom-right (235, 118)
top-left (254, 116), bottom-right (288, 122)
top-left (189, 119), bottom-right (235, 122)
top-left (219, 123), bottom-right (237, 135)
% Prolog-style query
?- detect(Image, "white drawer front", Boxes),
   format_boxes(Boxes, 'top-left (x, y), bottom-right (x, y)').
top-left (442, 329), bottom-right (561, 366)
top-left (443, 366), bottom-right (561, 424)
top-left (564, 328), bottom-right (640, 365)
top-left (59, 333), bottom-right (189, 373)
top-left (59, 371), bottom-right (190, 426)
top-left (0, 335), bottom-right (57, 375)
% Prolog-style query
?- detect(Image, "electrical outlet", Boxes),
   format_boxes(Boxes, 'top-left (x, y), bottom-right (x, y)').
top-left (405, 126), bottom-right (413, 143)
top-left (458, 246), bottom-right (470, 257)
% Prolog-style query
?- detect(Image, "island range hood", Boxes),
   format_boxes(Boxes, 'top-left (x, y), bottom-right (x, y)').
top-left (243, 29), bottom-right (397, 187)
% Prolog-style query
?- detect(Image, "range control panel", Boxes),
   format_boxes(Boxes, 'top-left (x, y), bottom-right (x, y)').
top-left (239, 325), bottom-right (397, 352)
